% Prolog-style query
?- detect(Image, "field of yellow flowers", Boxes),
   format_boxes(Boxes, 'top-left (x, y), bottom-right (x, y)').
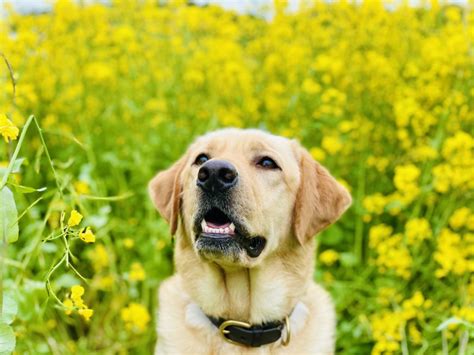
top-left (0, 0), bottom-right (473, 354)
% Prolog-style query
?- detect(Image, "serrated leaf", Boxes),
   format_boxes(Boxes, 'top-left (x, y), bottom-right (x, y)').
top-left (0, 323), bottom-right (15, 354)
top-left (0, 294), bottom-right (17, 325)
top-left (0, 187), bottom-right (19, 243)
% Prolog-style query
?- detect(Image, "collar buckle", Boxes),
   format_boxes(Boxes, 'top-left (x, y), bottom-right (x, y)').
top-left (217, 317), bottom-right (291, 347)
top-left (219, 320), bottom-right (251, 346)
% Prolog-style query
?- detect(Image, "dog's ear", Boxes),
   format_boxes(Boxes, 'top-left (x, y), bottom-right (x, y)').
top-left (148, 157), bottom-right (186, 235)
top-left (293, 147), bottom-right (351, 244)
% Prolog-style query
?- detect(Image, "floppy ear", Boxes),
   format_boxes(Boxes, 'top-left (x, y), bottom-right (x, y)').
top-left (293, 148), bottom-right (352, 244)
top-left (148, 157), bottom-right (186, 235)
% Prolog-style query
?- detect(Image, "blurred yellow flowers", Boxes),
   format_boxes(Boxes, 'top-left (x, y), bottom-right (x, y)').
top-left (121, 303), bottom-right (150, 333)
top-left (0, 114), bottom-right (19, 142)
top-left (129, 262), bottom-right (146, 282)
top-left (319, 250), bottom-right (340, 266)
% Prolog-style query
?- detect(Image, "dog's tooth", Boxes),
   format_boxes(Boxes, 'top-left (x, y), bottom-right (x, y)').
top-left (229, 223), bottom-right (235, 232)
top-left (219, 228), bottom-right (225, 234)
top-left (201, 220), bottom-right (207, 230)
top-left (224, 227), bottom-right (230, 234)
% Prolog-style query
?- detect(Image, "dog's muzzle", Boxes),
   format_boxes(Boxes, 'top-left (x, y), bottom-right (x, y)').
top-left (197, 159), bottom-right (238, 193)
top-left (193, 160), bottom-right (267, 260)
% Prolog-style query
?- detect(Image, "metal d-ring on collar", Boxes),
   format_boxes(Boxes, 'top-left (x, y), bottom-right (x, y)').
top-left (212, 315), bottom-right (292, 348)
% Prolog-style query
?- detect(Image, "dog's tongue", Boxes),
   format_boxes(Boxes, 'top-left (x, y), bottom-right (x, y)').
top-left (206, 222), bottom-right (231, 229)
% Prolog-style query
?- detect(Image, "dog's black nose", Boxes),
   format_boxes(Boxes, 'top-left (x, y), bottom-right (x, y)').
top-left (197, 160), bottom-right (238, 192)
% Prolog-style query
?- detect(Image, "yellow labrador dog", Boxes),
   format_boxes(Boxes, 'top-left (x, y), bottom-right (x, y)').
top-left (149, 129), bottom-right (351, 354)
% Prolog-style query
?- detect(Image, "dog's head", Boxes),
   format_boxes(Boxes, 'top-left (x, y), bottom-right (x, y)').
top-left (149, 129), bottom-right (351, 268)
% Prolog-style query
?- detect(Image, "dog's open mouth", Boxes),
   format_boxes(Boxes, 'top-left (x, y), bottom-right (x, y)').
top-left (195, 207), bottom-right (266, 258)
top-left (200, 208), bottom-right (236, 237)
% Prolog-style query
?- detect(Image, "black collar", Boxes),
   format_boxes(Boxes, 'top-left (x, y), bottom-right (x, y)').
top-left (208, 315), bottom-right (290, 348)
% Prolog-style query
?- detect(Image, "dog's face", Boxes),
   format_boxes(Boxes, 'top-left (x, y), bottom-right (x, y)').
top-left (149, 129), bottom-right (351, 268)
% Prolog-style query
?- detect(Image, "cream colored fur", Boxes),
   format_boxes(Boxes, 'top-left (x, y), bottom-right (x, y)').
top-left (149, 129), bottom-right (351, 354)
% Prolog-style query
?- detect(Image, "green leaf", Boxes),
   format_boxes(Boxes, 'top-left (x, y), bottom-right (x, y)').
top-left (0, 187), bottom-right (19, 243)
top-left (0, 294), bottom-right (17, 325)
top-left (8, 182), bottom-right (47, 194)
top-left (0, 323), bottom-right (15, 354)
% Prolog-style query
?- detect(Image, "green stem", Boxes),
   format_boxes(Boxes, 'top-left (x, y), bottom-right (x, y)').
top-left (0, 115), bottom-right (34, 189)
top-left (0, 115), bottom-right (64, 199)
top-left (32, 118), bottom-right (64, 199)
top-left (45, 254), bottom-right (67, 306)
top-left (68, 263), bottom-right (88, 283)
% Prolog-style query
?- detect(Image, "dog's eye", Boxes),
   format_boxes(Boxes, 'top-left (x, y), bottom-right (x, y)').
top-left (256, 156), bottom-right (279, 170)
top-left (194, 153), bottom-right (209, 166)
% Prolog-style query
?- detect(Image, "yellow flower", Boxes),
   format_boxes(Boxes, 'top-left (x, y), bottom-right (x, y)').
top-left (63, 299), bottom-right (74, 315)
top-left (78, 308), bottom-right (94, 321)
top-left (449, 207), bottom-right (471, 230)
top-left (408, 323), bottom-right (422, 345)
top-left (71, 285), bottom-right (84, 298)
top-left (434, 228), bottom-right (470, 278)
top-left (123, 238), bottom-right (135, 249)
top-left (80, 227), bottom-right (96, 243)
top-left (74, 180), bottom-right (90, 195)
top-left (405, 218), bottom-right (432, 245)
top-left (0, 114), bottom-right (19, 142)
top-left (71, 285), bottom-right (85, 308)
top-left (89, 244), bottom-right (109, 272)
top-left (129, 262), bottom-right (146, 281)
top-left (301, 78), bottom-right (321, 94)
top-left (369, 224), bottom-right (393, 248)
top-left (121, 303), bottom-right (151, 333)
top-left (321, 135), bottom-right (343, 155)
top-left (67, 209), bottom-right (83, 227)
top-left (309, 147), bottom-right (326, 161)
top-left (67, 285), bottom-right (93, 320)
top-left (319, 250), bottom-right (339, 266)
top-left (370, 311), bottom-right (403, 354)
top-left (363, 193), bottom-right (388, 215)
top-left (393, 164), bottom-right (421, 203)
top-left (93, 275), bottom-right (114, 290)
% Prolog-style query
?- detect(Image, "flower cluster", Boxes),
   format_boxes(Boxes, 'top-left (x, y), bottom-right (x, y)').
top-left (67, 210), bottom-right (96, 243)
top-left (63, 285), bottom-right (94, 321)
top-left (0, 114), bottom-right (19, 142)
top-left (121, 303), bottom-right (151, 333)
